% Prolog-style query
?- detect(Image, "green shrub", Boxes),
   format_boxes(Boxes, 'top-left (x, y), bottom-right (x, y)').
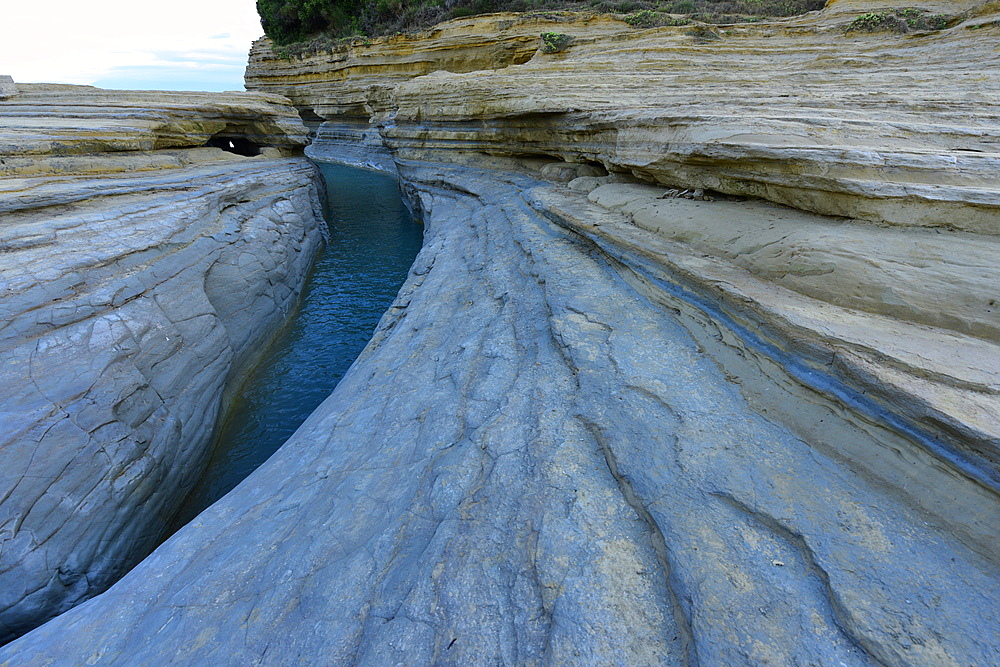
top-left (257, 0), bottom-right (827, 47)
top-left (541, 31), bottom-right (574, 52)
top-left (846, 8), bottom-right (952, 34)
top-left (847, 11), bottom-right (898, 32)
top-left (625, 9), bottom-right (657, 27)
top-left (928, 14), bottom-right (948, 30)
top-left (625, 10), bottom-right (690, 27)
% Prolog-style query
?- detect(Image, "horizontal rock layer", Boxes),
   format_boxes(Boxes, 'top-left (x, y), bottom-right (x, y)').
top-left (0, 85), bottom-right (325, 641)
top-left (246, 0), bottom-right (1000, 487)
top-left (0, 84), bottom-right (307, 158)
top-left (3, 0), bottom-right (998, 662)
top-left (248, 3), bottom-right (1000, 233)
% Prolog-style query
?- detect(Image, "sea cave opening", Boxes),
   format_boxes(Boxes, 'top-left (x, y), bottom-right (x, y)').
top-left (205, 127), bottom-right (264, 156)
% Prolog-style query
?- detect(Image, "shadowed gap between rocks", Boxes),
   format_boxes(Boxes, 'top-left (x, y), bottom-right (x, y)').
top-left (203, 123), bottom-right (273, 156)
top-left (164, 161), bottom-right (423, 537)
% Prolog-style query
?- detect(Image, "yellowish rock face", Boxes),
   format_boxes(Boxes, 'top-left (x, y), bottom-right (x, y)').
top-left (246, 3), bottom-right (1000, 235)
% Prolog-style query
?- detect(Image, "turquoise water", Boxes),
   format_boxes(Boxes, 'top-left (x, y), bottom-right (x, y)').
top-left (169, 162), bottom-right (423, 529)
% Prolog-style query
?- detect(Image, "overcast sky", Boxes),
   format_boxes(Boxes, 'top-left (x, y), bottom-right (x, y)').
top-left (2, 1), bottom-right (264, 91)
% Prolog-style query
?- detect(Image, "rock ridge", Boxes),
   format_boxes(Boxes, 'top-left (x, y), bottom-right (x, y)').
top-left (0, 84), bottom-right (325, 641)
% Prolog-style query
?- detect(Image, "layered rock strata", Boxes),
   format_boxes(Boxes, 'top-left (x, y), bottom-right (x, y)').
top-left (2, 0), bottom-right (999, 662)
top-left (244, 0), bottom-right (1000, 500)
top-left (3, 158), bottom-right (998, 665)
top-left (247, 1), bottom-right (1000, 231)
top-left (0, 85), bottom-right (325, 641)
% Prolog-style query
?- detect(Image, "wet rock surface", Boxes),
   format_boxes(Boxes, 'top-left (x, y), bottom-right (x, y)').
top-left (0, 85), bottom-right (325, 641)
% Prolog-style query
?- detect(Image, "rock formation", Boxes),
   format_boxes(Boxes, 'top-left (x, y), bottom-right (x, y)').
top-left (244, 0), bottom-right (1000, 479)
top-left (3, 0), bottom-right (1000, 663)
top-left (0, 76), bottom-right (16, 100)
top-left (0, 84), bottom-right (325, 641)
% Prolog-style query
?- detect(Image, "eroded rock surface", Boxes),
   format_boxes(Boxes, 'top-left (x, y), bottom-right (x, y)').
top-left (3, 0), bottom-right (999, 662)
top-left (248, 2), bottom-right (1000, 233)
top-left (244, 0), bottom-right (1000, 486)
top-left (3, 159), bottom-right (998, 665)
top-left (0, 76), bottom-right (16, 100)
top-left (0, 85), bottom-right (325, 641)
top-left (244, 0), bottom-right (1000, 480)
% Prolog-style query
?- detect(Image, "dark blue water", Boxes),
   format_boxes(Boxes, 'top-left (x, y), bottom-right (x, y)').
top-left (169, 162), bottom-right (422, 529)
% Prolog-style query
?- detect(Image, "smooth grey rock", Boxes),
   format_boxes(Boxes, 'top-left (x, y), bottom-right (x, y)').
top-left (0, 157), bottom-right (325, 642)
top-left (0, 76), bottom-right (15, 100)
top-left (3, 159), bottom-right (996, 665)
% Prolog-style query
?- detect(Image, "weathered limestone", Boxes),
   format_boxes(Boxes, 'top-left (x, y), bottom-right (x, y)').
top-left (0, 84), bottom-right (325, 641)
top-left (243, 14), bottom-right (558, 117)
top-left (2, 0), bottom-right (999, 662)
top-left (0, 83), bottom-right (307, 159)
top-left (242, 0), bottom-right (1000, 485)
top-left (304, 119), bottom-right (400, 174)
top-left (572, 181), bottom-right (1000, 478)
top-left (382, 15), bottom-right (1000, 233)
top-left (247, 3), bottom-right (1000, 233)
top-left (3, 159), bottom-right (998, 665)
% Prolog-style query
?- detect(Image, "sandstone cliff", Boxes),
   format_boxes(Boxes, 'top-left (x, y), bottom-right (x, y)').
top-left (3, 0), bottom-right (999, 663)
top-left (0, 84), bottom-right (325, 641)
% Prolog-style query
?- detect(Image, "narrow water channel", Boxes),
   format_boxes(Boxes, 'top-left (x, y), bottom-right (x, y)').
top-left (168, 162), bottom-right (423, 531)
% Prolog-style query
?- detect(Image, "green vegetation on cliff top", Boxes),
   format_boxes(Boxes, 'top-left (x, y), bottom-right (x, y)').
top-left (257, 0), bottom-right (826, 46)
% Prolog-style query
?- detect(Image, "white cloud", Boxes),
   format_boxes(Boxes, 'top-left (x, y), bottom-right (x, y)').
top-left (0, 0), bottom-right (264, 91)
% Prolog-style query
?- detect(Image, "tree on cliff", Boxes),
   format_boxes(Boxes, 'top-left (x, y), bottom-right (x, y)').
top-left (257, 0), bottom-right (826, 46)
top-left (258, 0), bottom-right (360, 44)
top-left (258, 0), bottom-right (512, 45)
